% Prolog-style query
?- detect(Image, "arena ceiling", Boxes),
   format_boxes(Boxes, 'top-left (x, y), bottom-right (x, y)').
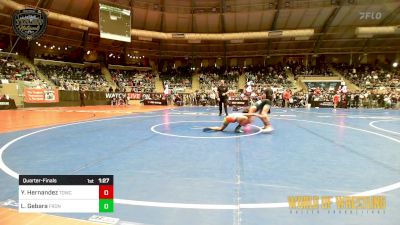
top-left (0, 0), bottom-right (399, 58)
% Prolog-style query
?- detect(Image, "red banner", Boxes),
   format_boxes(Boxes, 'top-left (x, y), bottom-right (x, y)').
top-left (24, 88), bottom-right (59, 103)
top-left (128, 93), bottom-right (142, 100)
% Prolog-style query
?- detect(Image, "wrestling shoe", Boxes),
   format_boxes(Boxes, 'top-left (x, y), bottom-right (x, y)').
top-left (234, 127), bottom-right (243, 133)
top-left (261, 126), bottom-right (274, 133)
top-left (203, 127), bottom-right (213, 132)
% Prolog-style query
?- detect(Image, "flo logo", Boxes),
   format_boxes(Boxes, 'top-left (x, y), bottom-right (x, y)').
top-left (359, 11), bottom-right (382, 20)
top-left (12, 8), bottom-right (47, 40)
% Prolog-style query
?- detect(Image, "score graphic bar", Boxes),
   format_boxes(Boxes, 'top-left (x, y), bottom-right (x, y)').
top-left (19, 175), bottom-right (114, 213)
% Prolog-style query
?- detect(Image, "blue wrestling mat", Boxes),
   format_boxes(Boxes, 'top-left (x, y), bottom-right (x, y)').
top-left (0, 107), bottom-right (399, 225)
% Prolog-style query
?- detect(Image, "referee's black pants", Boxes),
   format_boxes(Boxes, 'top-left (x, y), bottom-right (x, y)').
top-left (219, 97), bottom-right (228, 115)
top-left (80, 98), bottom-right (85, 107)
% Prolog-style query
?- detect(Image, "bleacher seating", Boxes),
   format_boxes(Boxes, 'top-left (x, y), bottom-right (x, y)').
top-left (37, 63), bottom-right (108, 91)
top-left (290, 62), bottom-right (333, 77)
top-left (0, 55), bottom-right (38, 82)
top-left (110, 69), bottom-right (155, 93)
top-left (244, 65), bottom-right (291, 92)
top-left (198, 66), bottom-right (240, 92)
top-left (159, 65), bottom-right (193, 92)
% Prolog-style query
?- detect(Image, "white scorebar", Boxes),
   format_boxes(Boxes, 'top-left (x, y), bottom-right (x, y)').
top-left (19, 185), bottom-right (99, 200)
top-left (19, 199), bottom-right (99, 213)
top-left (19, 186), bottom-right (99, 213)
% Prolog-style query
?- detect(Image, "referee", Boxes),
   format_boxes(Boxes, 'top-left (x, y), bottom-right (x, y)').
top-left (79, 87), bottom-right (86, 107)
top-left (217, 80), bottom-right (229, 116)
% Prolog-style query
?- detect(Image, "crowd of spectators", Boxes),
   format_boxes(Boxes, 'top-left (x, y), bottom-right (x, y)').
top-left (110, 69), bottom-right (155, 93)
top-left (159, 65), bottom-right (193, 91)
top-left (303, 85), bottom-right (399, 109)
top-left (170, 64), bottom-right (297, 107)
top-left (333, 63), bottom-right (400, 90)
top-left (334, 90), bottom-right (398, 109)
top-left (330, 63), bottom-right (400, 108)
top-left (289, 62), bottom-right (333, 77)
top-left (198, 66), bottom-right (240, 92)
top-left (0, 56), bottom-right (38, 82)
top-left (37, 64), bottom-right (109, 91)
top-left (1, 53), bottom-right (398, 109)
top-left (244, 64), bottom-right (291, 91)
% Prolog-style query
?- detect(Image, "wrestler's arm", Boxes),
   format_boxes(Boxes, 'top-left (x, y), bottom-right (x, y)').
top-left (242, 113), bottom-right (267, 119)
top-left (204, 121), bottom-right (230, 132)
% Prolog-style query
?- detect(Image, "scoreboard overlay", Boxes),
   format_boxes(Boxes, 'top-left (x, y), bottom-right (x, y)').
top-left (19, 175), bottom-right (113, 213)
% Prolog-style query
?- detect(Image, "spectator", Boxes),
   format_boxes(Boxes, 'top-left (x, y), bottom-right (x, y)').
top-left (282, 89), bottom-right (291, 108)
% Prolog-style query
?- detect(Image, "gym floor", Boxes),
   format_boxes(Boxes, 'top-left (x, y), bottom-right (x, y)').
top-left (0, 106), bottom-right (399, 225)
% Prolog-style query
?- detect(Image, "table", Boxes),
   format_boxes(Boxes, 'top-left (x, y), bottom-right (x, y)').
top-left (311, 101), bottom-right (334, 108)
top-left (229, 100), bottom-right (249, 106)
top-left (0, 99), bottom-right (17, 110)
top-left (143, 99), bottom-right (168, 105)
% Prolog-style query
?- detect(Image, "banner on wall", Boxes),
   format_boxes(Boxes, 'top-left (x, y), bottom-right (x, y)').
top-left (105, 92), bottom-right (142, 100)
top-left (105, 92), bottom-right (127, 99)
top-left (128, 93), bottom-right (142, 100)
top-left (24, 88), bottom-right (59, 103)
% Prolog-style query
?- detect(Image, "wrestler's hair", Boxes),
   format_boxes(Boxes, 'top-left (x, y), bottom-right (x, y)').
top-left (242, 107), bottom-right (250, 113)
